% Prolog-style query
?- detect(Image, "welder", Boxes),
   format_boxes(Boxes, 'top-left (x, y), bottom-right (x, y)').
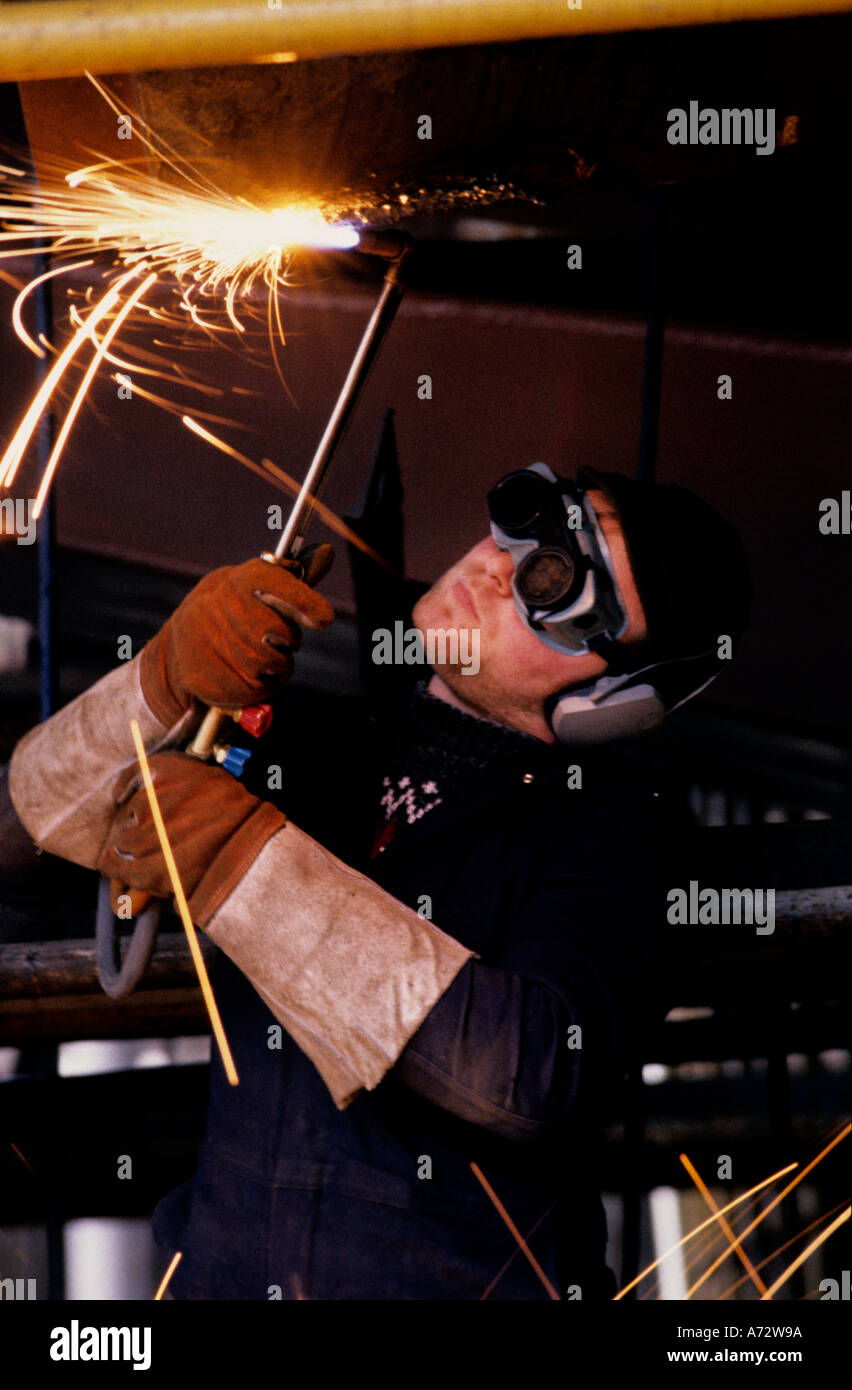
top-left (3, 464), bottom-right (749, 1300)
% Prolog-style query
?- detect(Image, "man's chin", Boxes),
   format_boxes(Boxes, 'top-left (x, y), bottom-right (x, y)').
top-left (412, 587), bottom-right (452, 633)
top-left (410, 593), bottom-right (428, 629)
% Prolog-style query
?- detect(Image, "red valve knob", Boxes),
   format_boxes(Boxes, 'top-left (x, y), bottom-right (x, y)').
top-left (238, 704), bottom-right (274, 738)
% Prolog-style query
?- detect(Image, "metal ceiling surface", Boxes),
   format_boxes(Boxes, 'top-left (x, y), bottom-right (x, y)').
top-left (16, 18), bottom-right (849, 212)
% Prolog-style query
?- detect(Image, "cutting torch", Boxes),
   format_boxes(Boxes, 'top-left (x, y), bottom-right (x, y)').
top-left (96, 229), bottom-right (411, 997)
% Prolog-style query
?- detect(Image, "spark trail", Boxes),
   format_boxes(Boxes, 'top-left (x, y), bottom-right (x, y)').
top-left (0, 72), bottom-right (531, 518)
top-left (0, 73), bottom-right (368, 505)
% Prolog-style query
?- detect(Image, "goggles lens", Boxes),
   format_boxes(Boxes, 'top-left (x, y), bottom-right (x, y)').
top-left (488, 464), bottom-right (628, 654)
top-left (517, 547), bottom-right (576, 605)
top-left (487, 471), bottom-right (551, 534)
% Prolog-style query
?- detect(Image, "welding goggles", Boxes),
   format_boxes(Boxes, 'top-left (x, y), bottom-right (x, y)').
top-left (488, 462), bottom-right (630, 663)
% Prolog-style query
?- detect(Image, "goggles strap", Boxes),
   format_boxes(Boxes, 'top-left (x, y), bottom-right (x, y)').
top-left (586, 634), bottom-right (632, 675)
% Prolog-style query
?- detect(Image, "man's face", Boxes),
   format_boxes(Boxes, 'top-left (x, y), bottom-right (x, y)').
top-left (411, 487), bottom-right (648, 742)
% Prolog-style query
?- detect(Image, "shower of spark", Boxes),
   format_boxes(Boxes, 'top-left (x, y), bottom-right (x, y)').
top-left (1, 168), bottom-right (360, 337)
top-left (679, 1151), bottom-right (768, 1296)
top-left (180, 414), bottom-right (398, 573)
top-left (718, 1197), bottom-right (852, 1300)
top-left (470, 1162), bottom-right (561, 1301)
top-left (0, 71), bottom-right (534, 521)
top-left (1, 261), bottom-right (153, 497)
top-left (683, 1121), bottom-right (850, 1299)
top-left (613, 1162), bottom-right (798, 1300)
top-left (0, 72), bottom-right (367, 507)
top-left (760, 1206), bottom-right (850, 1301)
top-left (153, 1251), bottom-right (183, 1301)
top-left (615, 1120), bottom-right (850, 1301)
top-left (9, 1141), bottom-right (33, 1172)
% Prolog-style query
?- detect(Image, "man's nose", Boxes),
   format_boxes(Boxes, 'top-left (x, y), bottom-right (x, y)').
top-left (481, 538), bottom-right (515, 597)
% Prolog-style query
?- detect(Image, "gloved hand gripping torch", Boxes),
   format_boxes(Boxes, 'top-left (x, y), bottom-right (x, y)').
top-left (96, 231), bottom-right (411, 998)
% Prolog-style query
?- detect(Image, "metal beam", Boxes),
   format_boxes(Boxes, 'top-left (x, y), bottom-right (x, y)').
top-left (0, 0), bottom-right (848, 84)
top-left (1, 886), bottom-right (849, 1041)
top-left (0, 933), bottom-right (210, 1041)
top-left (0, 931), bottom-right (209, 999)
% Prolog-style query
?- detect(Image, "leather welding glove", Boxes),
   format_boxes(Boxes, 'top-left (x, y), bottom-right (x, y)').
top-left (97, 752), bottom-right (285, 923)
top-left (8, 546), bottom-right (333, 871)
top-left (97, 751), bottom-right (474, 1108)
top-left (140, 548), bottom-right (335, 726)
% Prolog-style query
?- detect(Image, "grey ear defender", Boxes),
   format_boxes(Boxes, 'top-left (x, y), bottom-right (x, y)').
top-left (488, 463), bottom-right (731, 744)
top-left (546, 651), bottom-right (722, 745)
top-left (548, 676), bottom-right (666, 744)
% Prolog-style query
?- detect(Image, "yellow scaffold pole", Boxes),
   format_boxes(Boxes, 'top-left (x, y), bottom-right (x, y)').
top-left (0, 0), bottom-right (848, 84)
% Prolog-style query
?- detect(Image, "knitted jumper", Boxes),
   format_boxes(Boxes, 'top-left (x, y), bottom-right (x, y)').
top-left (372, 681), bottom-right (542, 854)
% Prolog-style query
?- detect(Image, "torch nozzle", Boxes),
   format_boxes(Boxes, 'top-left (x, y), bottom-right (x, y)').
top-left (354, 229), bottom-right (412, 262)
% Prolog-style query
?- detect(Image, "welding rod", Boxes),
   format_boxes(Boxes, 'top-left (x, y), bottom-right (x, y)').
top-left (273, 232), bottom-right (410, 561)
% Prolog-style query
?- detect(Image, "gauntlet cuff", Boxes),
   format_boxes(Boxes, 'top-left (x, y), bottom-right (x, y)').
top-left (189, 800), bottom-right (287, 925)
top-left (8, 655), bottom-right (196, 868)
top-left (203, 822), bottom-right (475, 1107)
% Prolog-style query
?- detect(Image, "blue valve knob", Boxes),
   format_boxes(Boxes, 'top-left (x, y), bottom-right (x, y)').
top-left (220, 745), bottom-right (253, 779)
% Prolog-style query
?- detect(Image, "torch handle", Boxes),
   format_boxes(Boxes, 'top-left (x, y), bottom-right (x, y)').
top-left (187, 705), bottom-right (228, 760)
